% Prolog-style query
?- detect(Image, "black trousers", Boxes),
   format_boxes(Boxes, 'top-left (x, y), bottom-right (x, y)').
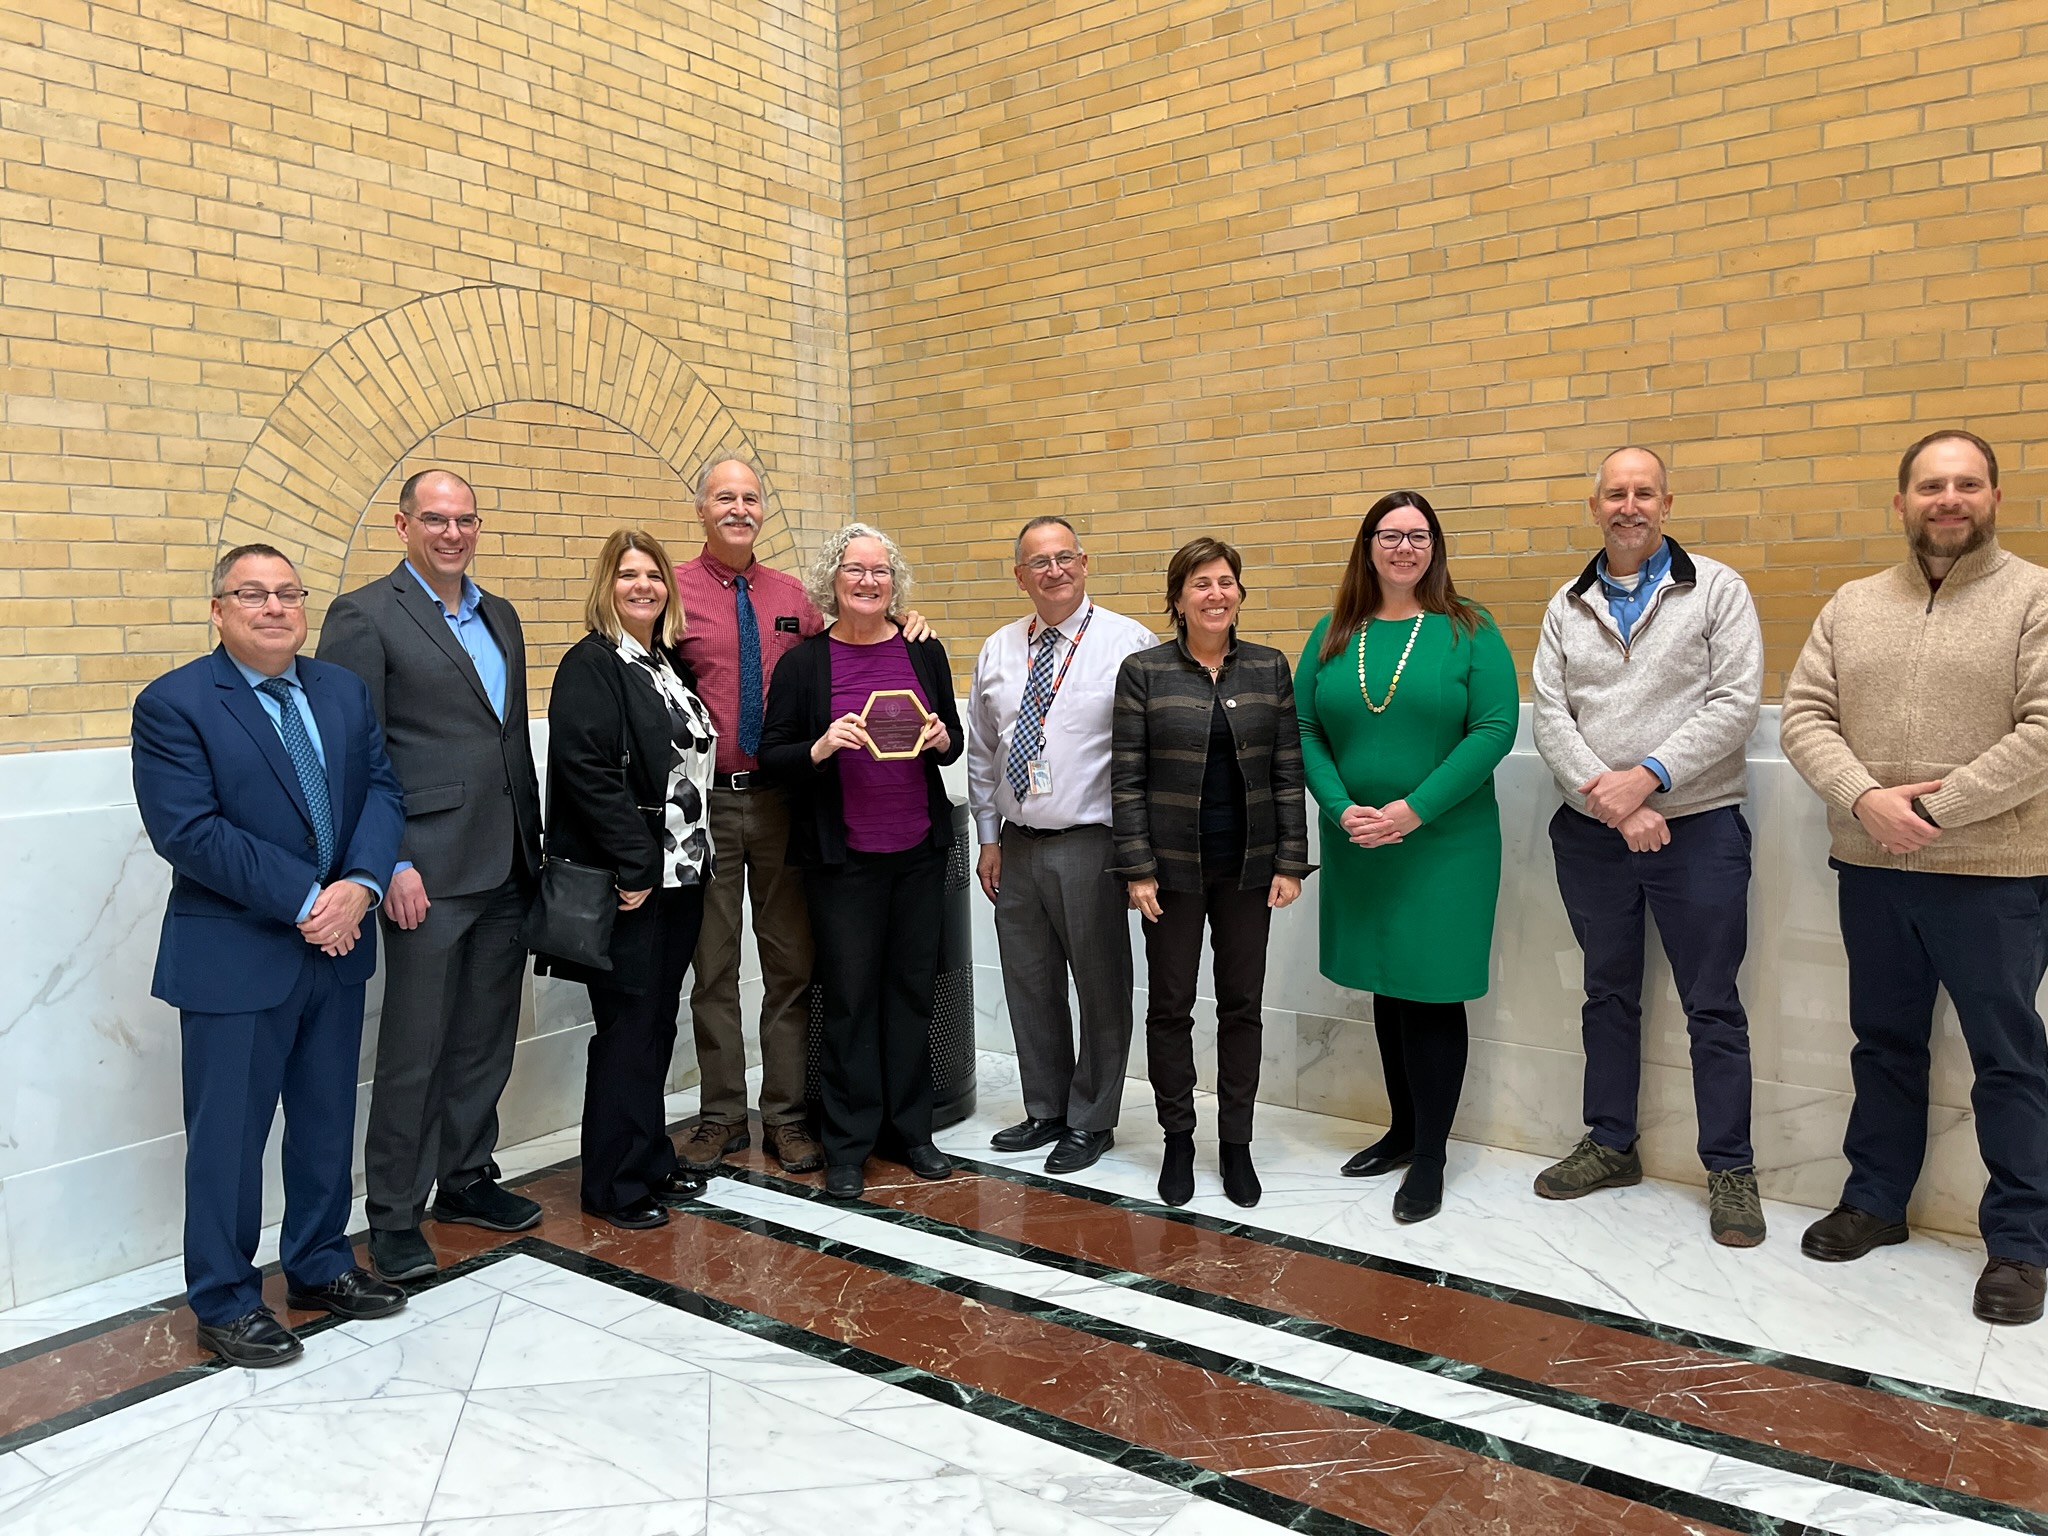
top-left (582, 885), bottom-right (704, 1213)
top-left (1836, 862), bottom-right (2048, 1264)
top-left (807, 844), bottom-right (945, 1167)
top-left (1144, 874), bottom-right (1272, 1143)
top-left (1373, 994), bottom-right (1469, 1166)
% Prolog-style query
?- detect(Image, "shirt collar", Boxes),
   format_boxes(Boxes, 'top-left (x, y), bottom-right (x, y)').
top-left (696, 545), bottom-right (757, 589)
top-left (232, 655), bottom-right (303, 693)
top-left (404, 560), bottom-right (482, 619)
top-left (1596, 537), bottom-right (1670, 596)
top-left (1029, 600), bottom-right (1091, 643)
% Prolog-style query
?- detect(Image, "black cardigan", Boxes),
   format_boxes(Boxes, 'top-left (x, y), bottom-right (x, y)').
top-left (536, 631), bottom-right (700, 993)
top-left (757, 629), bottom-right (964, 868)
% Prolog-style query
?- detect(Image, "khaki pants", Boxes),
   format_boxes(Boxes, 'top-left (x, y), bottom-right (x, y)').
top-left (689, 785), bottom-right (813, 1126)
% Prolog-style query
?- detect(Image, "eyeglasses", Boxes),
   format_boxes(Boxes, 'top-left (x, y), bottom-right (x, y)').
top-left (1372, 529), bottom-right (1434, 550)
top-left (1022, 550), bottom-right (1082, 574)
top-left (409, 512), bottom-right (483, 534)
top-left (838, 564), bottom-right (894, 582)
top-left (223, 586), bottom-right (309, 609)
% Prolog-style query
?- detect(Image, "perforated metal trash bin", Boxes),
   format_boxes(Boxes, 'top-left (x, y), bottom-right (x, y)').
top-left (803, 798), bottom-right (978, 1130)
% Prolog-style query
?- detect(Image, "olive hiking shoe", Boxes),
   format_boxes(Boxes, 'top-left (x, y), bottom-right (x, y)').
top-left (1707, 1167), bottom-right (1767, 1248)
top-left (1533, 1135), bottom-right (1642, 1200)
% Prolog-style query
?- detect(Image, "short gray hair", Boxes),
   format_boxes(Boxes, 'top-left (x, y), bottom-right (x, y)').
top-left (213, 543), bottom-right (295, 597)
top-left (1594, 446), bottom-right (1668, 495)
top-left (1014, 513), bottom-right (1081, 563)
top-left (695, 451), bottom-right (763, 503)
top-left (807, 522), bottom-right (911, 620)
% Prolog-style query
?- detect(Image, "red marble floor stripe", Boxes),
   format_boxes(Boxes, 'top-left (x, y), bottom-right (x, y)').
top-left (578, 1200), bottom-right (1721, 1536)
top-left (808, 1156), bottom-right (2048, 1513)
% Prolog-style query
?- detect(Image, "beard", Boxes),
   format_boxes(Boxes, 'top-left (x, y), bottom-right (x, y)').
top-left (1910, 514), bottom-right (1992, 564)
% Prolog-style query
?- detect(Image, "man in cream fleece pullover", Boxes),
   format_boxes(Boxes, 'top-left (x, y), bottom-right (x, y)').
top-left (1782, 429), bottom-right (2048, 1328)
top-left (1531, 448), bottom-right (1767, 1248)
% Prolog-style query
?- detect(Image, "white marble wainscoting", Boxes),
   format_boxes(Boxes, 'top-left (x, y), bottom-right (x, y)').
top-left (0, 729), bottom-right (788, 1311)
top-left (0, 1251), bottom-right (1275, 1536)
top-left (954, 704), bottom-right (2010, 1246)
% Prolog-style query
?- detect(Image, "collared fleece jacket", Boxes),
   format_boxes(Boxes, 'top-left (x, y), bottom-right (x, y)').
top-left (1532, 538), bottom-right (1764, 820)
top-left (1780, 538), bottom-right (2048, 877)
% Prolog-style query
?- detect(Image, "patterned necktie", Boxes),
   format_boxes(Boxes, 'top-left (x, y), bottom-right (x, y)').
top-left (257, 676), bottom-right (334, 877)
top-left (734, 573), bottom-right (763, 759)
top-left (1004, 625), bottom-right (1062, 799)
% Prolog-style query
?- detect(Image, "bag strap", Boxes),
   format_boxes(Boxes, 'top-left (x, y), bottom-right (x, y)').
top-left (542, 637), bottom-right (637, 861)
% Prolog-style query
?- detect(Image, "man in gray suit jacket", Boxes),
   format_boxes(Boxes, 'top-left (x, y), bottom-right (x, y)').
top-left (319, 468), bottom-right (545, 1282)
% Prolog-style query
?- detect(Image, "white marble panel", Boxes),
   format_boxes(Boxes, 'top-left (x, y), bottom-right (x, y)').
top-left (0, 1416), bottom-right (213, 1536)
top-left (425, 1508), bottom-right (703, 1536)
top-left (471, 1297), bottom-right (695, 1390)
top-left (0, 1181), bottom-right (14, 1313)
top-left (1, 1130), bottom-right (189, 1305)
top-left (705, 1377), bottom-right (950, 1495)
top-left (255, 1296), bottom-right (500, 1405)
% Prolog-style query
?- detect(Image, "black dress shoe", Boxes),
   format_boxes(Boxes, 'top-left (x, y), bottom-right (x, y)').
top-left (286, 1266), bottom-right (408, 1320)
top-left (433, 1176), bottom-right (542, 1233)
top-left (1975, 1257), bottom-right (2046, 1326)
top-left (990, 1116), bottom-right (1068, 1153)
top-left (825, 1164), bottom-right (864, 1199)
top-left (654, 1168), bottom-right (709, 1202)
top-left (196, 1306), bottom-right (303, 1368)
top-left (585, 1197), bottom-right (669, 1230)
top-left (368, 1226), bottom-right (438, 1283)
top-left (904, 1144), bottom-right (951, 1180)
top-left (1801, 1203), bottom-right (1909, 1262)
top-left (1392, 1161), bottom-right (1443, 1224)
top-left (1341, 1146), bottom-right (1413, 1178)
top-left (1044, 1128), bottom-right (1114, 1175)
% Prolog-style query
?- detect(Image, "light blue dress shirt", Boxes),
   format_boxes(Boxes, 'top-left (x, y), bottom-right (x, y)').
top-left (406, 561), bottom-right (507, 720)
top-left (231, 656), bottom-right (384, 921)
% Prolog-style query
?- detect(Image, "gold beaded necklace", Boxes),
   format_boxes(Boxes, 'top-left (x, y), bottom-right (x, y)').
top-left (1356, 614), bottom-right (1425, 713)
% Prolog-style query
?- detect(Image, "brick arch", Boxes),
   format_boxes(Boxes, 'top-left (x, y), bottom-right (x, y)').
top-left (217, 287), bottom-right (801, 607)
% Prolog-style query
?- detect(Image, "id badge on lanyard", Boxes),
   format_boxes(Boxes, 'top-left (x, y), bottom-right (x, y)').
top-left (1026, 758), bottom-right (1054, 797)
top-left (1021, 606), bottom-right (1094, 796)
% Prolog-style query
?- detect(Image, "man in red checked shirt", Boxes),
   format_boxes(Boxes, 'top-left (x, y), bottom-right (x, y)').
top-left (674, 455), bottom-right (930, 1175)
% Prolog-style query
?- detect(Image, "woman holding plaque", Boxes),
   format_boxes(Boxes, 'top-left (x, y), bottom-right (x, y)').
top-left (1110, 537), bottom-right (1313, 1209)
top-left (541, 529), bottom-right (717, 1230)
top-left (1296, 491), bottom-right (1518, 1225)
top-left (759, 522), bottom-right (964, 1200)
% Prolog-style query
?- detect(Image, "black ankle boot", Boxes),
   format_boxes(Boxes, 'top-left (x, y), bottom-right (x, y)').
top-left (1158, 1132), bottom-right (1195, 1206)
top-left (1219, 1141), bottom-right (1261, 1208)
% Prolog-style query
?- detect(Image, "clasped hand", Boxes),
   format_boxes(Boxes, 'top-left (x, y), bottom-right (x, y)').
top-left (298, 879), bottom-right (373, 956)
top-left (1341, 800), bottom-right (1420, 848)
top-left (1852, 780), bottom-right (1943, 856)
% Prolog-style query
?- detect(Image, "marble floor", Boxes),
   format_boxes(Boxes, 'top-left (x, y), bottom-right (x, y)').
top-left (2, 1053), bottom-right (2044, 1536)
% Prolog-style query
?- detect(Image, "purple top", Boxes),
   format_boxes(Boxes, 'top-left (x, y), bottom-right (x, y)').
top-left (829, 633), bottom-right (932, 853)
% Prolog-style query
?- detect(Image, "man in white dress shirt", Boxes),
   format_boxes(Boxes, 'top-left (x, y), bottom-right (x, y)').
top-left (968, 516), bottom-right (1155, 1174)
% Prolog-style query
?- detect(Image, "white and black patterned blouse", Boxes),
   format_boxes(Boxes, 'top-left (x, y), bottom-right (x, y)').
top-left (616, 634), bottom-right (717, 888)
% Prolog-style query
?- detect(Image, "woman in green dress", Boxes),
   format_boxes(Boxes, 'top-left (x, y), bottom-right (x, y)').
top-left (1297, 490), bottom-right (1519, 1223)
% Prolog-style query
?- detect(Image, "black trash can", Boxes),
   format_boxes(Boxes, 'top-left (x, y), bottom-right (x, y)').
top-left (803, 798), bottom-right (978, 1129)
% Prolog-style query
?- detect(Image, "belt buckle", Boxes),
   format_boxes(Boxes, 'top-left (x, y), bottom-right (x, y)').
top-left (727, 770), bottom-right (753, 791)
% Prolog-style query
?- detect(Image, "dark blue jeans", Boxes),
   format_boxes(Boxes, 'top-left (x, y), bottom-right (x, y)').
top-left (1549, 803), bottom-right (1755, 1170)
top-left (1835, 862), bottom-right (2048, 1264)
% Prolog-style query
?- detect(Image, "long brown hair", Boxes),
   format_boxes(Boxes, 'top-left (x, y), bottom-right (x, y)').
top-left (1318, 491), bottom-right (1481, 661)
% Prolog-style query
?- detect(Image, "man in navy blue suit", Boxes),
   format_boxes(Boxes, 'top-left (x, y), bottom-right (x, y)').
top-left (132, 544), bottom-right (410, 1367)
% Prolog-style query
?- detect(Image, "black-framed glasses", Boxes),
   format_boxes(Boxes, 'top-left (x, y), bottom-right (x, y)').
top-left (224, 586), bottom-right (309, 609)
top-left (1372, 529), bottom-right (1434, 550)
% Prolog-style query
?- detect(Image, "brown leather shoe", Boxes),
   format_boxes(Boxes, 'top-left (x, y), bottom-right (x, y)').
top-left (1974, 1257), bottom-right (2046, 1326)
top-left (765, 1122), bottom-right (825, 1174)
top-left (678, 1119), bottom-right (750, 1170)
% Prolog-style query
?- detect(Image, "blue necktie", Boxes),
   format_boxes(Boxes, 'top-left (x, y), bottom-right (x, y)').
top-left (735, 574), bottom-right (763, 759)
top-left (258, 676), bottom-right (335, 877)
top-left (1004, 626), bottom-right (1062, 799)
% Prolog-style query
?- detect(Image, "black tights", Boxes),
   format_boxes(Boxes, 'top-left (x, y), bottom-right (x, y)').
top-left (1366, 994), bottom-right (1469, 1166)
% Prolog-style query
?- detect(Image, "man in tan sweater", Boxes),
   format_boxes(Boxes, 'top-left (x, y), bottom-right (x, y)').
top-left (1781, 429), bottom-right (2048, 1327)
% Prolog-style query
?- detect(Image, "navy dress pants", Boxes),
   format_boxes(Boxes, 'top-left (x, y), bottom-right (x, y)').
top-left (1834, 862), bottom-right (2048, 1265)
top-left (1549, 803), bottom-right (1755, 1170)
top-left (180, 955), bottom-right (364, 1326)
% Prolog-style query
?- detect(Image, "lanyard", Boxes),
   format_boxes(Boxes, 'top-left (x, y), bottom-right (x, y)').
top-left (1021, 603), bottom-right (1095, 738)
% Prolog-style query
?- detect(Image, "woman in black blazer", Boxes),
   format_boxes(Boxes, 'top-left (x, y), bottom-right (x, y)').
top-left (758, 522), bottom-right (963, 1200)
top-left (541, 529), bottom-right (717, 1230)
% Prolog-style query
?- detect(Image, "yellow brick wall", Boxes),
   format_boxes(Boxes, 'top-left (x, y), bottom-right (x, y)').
top-left (841, 0), bottom-right (2048, 689)
top-left (0, 0), bottom-right (850, 748)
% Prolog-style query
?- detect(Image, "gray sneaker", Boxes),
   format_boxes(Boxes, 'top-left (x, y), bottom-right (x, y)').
top-left (1708, 1167), bottom-right (1767, 1248)
top-left (1533, 1135), bottom-right (1642, 1200)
